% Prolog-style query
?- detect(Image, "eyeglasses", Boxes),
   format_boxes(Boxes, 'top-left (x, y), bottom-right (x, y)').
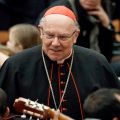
top-left (42, 29), bottom-right (76, 41)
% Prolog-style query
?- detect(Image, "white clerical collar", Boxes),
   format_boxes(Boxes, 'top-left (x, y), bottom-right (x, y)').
top-left (42, 47), bottom-right (73, 64)
top-left (57, 49), bottom-right (73, 64)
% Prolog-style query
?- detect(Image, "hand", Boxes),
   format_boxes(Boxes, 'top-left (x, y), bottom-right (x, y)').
top-left (50, 109), bottom-right (60, 120)
top-left (87, 5), bottom-right (110, 28)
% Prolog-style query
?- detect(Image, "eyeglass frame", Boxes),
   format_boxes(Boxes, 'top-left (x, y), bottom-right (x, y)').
top-left (41, 28), bottom-right (76, 41)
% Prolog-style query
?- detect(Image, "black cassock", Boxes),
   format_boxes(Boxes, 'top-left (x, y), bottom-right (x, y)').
top-left (0, 45), bottom-right (119, 120)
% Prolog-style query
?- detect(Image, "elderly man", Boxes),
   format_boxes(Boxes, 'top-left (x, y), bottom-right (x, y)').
top-left (37, 0), bottom-right (114, 62)
top-left (0, 6), bottom-right (119, 120)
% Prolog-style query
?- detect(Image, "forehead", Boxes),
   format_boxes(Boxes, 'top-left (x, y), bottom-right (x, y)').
top-left (42, 14), bottom-right (75, 30)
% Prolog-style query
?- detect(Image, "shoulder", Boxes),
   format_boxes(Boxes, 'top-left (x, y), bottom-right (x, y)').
top-left (74, 45), bottom-right (105, 57)
top-left (73, 45), bottom-right (119, 81)
top-left (74, 45), bottom-right (108, 63)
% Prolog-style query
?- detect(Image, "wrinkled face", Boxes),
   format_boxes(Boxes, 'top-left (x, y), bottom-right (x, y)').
top-left (39, 14), bottom-right (80, 62)
top-left (80, 0), bottom-right (101, 11)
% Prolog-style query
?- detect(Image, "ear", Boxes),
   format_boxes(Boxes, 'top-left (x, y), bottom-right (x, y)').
top-left (73, 30), bottom-right (80, 44)
top-left (38, 25), bottom-right (43, 39)
top-left (40, 31), bottom-right (43, 40)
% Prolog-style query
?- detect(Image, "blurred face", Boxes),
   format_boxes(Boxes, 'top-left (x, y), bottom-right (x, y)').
top-left (39, 14), bottom-right (80, 61)
top-left (7, 34), bottom-right (22, 54)
top-left (80, 0), bottom-right (101, 11)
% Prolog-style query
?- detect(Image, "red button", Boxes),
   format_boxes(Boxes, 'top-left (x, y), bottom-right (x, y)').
top-left (62, 108), bottom-right (67, 111)
top-left (60, 81), bottom-right (65, 85)
top-left (60, 73), bottom-right (65, 75)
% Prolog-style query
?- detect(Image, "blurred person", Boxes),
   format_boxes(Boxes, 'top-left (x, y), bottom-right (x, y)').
top-left (37, 0), bottom-right (114, 62)
top-left (0, 23), bottom-right (40, 67)
top-left (109, 0), bottom-right (120, 77)
top-left (83, 88), bottom-right (120, 120)
top-left (0, 6), bottom-right (120, 120)
top-left (7, 23), bottom-right (40, 54)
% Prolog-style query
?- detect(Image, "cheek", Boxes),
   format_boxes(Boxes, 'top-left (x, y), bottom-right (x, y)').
top-left (42, 40), bottom-right (51, 46)
top-left (42, 40), bottom-right (52, 51)
top-left (62, 41), bottom-right (74, 49)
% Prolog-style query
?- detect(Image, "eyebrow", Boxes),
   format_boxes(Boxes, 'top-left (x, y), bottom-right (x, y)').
top-left (43, 29), bottom-right (75, 36)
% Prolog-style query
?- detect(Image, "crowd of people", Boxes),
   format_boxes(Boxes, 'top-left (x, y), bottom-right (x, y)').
top-left (0, 0), bottom-right (120, 120)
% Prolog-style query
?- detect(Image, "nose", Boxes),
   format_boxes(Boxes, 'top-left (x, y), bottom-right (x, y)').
top-left (51, 36), bottom-right (60, 46)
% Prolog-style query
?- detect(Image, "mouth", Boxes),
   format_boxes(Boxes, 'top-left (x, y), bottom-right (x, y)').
top-left (50, 48), bottom-right (62, 52)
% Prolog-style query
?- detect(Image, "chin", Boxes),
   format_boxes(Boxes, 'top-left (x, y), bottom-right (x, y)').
top-left (48, 55), bottom-right (62, 61)
top-left (48, 52), bottom-right (60, 59)
top-left (49, 56), bottom-right (60, 61)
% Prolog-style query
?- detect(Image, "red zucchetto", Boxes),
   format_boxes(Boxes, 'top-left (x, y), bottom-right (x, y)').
top-left (44, 6), bottom-right (76, 21)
